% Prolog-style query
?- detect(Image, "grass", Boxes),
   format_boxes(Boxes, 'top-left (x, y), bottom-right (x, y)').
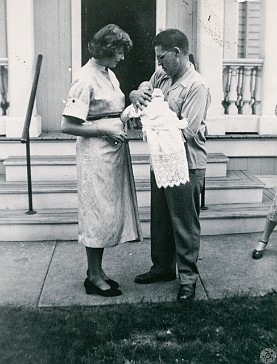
top-left (0, 293), bottom-right (276, 364)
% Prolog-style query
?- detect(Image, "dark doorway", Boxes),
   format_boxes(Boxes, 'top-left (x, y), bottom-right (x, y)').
top-left (81, 0), bottom-right (156, 104)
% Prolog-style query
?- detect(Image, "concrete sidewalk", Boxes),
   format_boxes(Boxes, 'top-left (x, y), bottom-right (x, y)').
top-left (0, 232), bottom-right (276, 307)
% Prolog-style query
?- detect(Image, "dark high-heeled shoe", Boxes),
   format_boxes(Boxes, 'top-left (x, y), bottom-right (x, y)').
top-left (86, 269), bottom-right (119, 289)
top-left (84, 278), bottom-right (122, 297)
top-left (105, 278), bottom-right (120, 289)
top-left (252, 240), bottom-right (268, 260)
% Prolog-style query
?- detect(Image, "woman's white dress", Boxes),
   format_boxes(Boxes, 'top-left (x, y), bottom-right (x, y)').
top-left (63, 59), bottom-right (141, 247)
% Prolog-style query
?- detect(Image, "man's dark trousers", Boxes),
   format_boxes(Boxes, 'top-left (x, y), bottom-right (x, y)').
top-left (150, 168), bottom-right (205, 285)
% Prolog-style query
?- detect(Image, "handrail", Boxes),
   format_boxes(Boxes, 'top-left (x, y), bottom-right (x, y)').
top-left (223, 58), bottom-right (263, 67)
top-left (21, 54), bottom-right (43, 142)
top-left (20, 54), bottom-right (43, 215)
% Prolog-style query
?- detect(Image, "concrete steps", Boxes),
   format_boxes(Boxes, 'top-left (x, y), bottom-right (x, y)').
top-left (0, 170), bottom-right (265, 210)
top-left (0, 167), bottom-right (270, 241)
top-left (0, 134), bottom-right (275, 241)
top-left (1, 132), bottom-right (277, 156)
top-left (136, 170), bottom-right (265, 206)
top-left (4, 155), bottom-right (77, 182)
top-left (3, 153), bottom-right (229, 181)
top-left (0, 197), bottom-right (272, 241)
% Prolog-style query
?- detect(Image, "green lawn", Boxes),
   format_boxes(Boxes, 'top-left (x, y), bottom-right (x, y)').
top-left (0, 293), bottom-right (276, 364)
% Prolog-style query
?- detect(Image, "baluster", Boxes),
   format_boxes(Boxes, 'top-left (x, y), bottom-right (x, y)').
top-left (0, 65), bottom-right (9, 116)
top-left (241, 66), bottom-right (252, 115)
top-left (228, 65), bottom-right (239, 114)
top-left (253, 66), bottom-right (262, 115)
top-left (250, 68), bottom-right (257, 114)
top-left (237, 67), bottom-right (244, 114)
top-left (222, 65), bottom-right (229, 113)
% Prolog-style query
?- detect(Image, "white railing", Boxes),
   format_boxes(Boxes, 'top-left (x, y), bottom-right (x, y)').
top-left (222, 59), bottom-right (263, 115)
top-left (0, 57), bottom-right (9, 115)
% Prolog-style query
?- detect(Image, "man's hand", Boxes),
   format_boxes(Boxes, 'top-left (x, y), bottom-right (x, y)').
top-left (130, 89), bottom-right (152, 111)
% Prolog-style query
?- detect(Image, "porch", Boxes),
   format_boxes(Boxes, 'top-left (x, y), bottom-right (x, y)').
top-left (0, 132), bottom-right (276, 241)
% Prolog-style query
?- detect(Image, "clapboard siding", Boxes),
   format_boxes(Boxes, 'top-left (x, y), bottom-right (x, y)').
top-left (34, 0), bottom-right (72, 132)
top-left (237, 2), bottom-right (246, 58)
top-left (238, 1), bottom-right (261, 58)
top-left (246, 4), bottom-right (261, 58)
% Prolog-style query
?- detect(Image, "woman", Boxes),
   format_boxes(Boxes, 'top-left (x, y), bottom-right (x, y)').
top-left (252, 190), bottom-right (277, 259)
top-left (61, 24), bottom-right (141, 297)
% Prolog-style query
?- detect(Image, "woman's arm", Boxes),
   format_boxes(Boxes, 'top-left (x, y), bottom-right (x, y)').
top-left (61, 115), bottom-right (127, 143)
top-left (61, 115), bottom-right (97, 137)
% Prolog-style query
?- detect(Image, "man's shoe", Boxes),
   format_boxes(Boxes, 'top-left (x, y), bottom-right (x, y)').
top-left (177, 283), bottom-right (196, 301)
top-left (134, 271), bottom-right (176, 284)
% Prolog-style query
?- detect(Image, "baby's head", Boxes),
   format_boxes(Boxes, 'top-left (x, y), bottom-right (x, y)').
top-left (138, 81), bottom-right (154, 94)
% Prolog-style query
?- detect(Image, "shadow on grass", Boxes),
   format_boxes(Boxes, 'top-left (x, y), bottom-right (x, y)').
top-left (0, 292), bottom-right (276, 364)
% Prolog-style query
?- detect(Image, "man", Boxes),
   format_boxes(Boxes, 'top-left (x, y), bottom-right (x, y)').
top-left (130, 29), bottom-right (210, 301)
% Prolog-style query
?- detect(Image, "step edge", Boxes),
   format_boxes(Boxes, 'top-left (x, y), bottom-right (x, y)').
top-left (0, 205), bottom-right (271, 224)
top-left (4, 153), bottom-right (229, 164)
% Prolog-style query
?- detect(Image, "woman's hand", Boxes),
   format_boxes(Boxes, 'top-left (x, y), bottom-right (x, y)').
top-left (61, 115), bottom-right (127, 142)
top-left (98, 118), bottom-right (128, 143)
top-left (130, 89), bottom-right (152, 111)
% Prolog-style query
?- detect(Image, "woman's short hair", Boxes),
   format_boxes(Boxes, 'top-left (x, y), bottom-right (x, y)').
top-left (153, 29), bottom-right (189, 55)
top-left (88, 24), bottom-right (133, 59)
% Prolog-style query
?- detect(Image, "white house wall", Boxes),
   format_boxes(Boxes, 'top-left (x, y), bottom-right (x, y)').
top-left (0, 0), bottom-right (7, 58)
top-left (34, 0), bottom-right (72, 132)
top-left (166, 0), bottom-right (197, 59)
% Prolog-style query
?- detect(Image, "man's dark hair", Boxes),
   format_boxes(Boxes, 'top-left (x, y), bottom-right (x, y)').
top-left (152, 29), bottom-right (189, 55)
top-left (88, 24), bottom-right (132, 59)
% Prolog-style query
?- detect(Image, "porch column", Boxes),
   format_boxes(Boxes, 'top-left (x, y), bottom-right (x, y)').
top-left (5, 0), bottom-right (41, 137)
top-left (223, 0), bottom-right (239, 59)
top-left (197, 0), bottom-right (225, 135)
top-left (259, 0), bottom-right (277, 135)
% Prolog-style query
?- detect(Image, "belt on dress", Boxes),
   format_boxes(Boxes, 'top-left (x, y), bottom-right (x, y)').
top-left (87, 113), bottom-right (121, 121)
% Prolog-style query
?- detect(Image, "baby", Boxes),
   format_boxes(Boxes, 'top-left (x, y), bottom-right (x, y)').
top-left (121, 81), bottom-right (189, 188)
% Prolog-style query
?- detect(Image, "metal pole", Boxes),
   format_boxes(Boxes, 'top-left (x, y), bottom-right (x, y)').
top-left (25, 133), bottom-right (36, 215)
top-left (21, 54), bottom-right (43, 142)
top-left (21, 54), bottom-right (43, 214)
